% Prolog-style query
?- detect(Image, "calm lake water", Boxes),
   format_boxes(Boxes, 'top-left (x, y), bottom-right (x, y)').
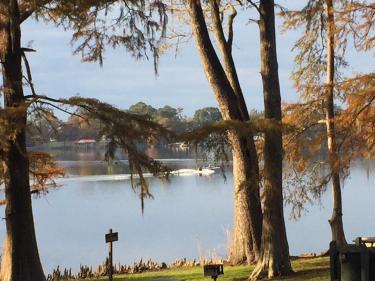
top-left (0, 147), bottom-right (374, 273)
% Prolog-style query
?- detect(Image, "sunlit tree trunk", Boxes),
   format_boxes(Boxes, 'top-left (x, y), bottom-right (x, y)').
top-left (0, 1), bottom-right (46, 281)
top-left (324, 0), bottom-right (347, 247)
top-left (250, 0), bottom-right (292, 279)
top-left (230, 131), bottom-right (263, 264)
top-left (187, 0), bottom-right (262, 264)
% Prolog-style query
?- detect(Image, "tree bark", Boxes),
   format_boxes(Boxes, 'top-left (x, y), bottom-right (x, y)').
top-left (0, 1), bottom-right (46, 281)
top-left (324, 0), bottom-right (347, 247)
top-left (208, 0), bottom-right (248, 120)
top-left (187, 0), bottom-right (263, 263)
top-left (250, 0), bottom-right (292, 279)
top-left (230, 133), bottom-right (262, 264)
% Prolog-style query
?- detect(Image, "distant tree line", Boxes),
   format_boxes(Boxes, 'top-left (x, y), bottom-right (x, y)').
top-left (26, 103), bottom-right (229, 144)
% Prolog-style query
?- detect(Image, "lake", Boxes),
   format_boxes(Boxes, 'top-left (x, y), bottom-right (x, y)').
top-left (0, 147), bottom-right (374, 274)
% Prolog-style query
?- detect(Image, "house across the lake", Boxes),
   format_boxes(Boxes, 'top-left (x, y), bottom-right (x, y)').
top-left (74, 139), bottom-right (96, 149)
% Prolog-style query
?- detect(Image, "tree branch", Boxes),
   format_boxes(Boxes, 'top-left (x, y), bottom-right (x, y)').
top-left (25, 94), bottom-right (62, 103)
top-left (227, 4), bottom-right (237, 53)
top-left (21, 50), bottom-right (37, 96)
top-left (20, 10), bottom-right (33, 23)
top-left (25, 95), bottom-right (88, 120)
top-left (337, 93), bottom-right (375, 151)
top-left (210, 0), bottom-right (231, 55)
top-left (19, 0), bottom-right (52, 23)
top-left (208, 0), bottom-right (245, 111)
top-left (247, 0), bottom-right (261, 16)
top-left (36, 101), bottom-right (85, 119)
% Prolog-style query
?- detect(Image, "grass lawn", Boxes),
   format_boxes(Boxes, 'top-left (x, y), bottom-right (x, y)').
top-left (91, 257), bottom-right (329, 281)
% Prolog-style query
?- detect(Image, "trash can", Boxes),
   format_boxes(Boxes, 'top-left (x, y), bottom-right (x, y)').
top-left (330, 237), bottom-right (375, 281)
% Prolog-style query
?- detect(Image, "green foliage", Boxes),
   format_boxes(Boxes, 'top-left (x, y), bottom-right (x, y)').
top-left (127, 103), bottom-right (222, 135)
top-left (128, 102), bottom-right (157, 118)
top-left (193, 107), bottom-right (222, 126)
top-left (156, 105), bottom-right (182, 122)
top-left (128, 103), bottom-right (183, 122)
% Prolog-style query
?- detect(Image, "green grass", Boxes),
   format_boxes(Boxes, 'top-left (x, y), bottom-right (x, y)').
top-left (90, 257), bottom-right (330, 281)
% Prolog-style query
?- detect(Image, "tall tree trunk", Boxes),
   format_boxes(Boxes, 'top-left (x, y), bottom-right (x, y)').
top-left (187, 0), bottom-right (263, 263)
top-left (324, 0), bottom-right (347, 247)
top-left (0, 1), bottom-right (46, 281)
top-left (230, 133), bottom-right (262, 264)
top-left (250, 0), bottom-right (292, 279)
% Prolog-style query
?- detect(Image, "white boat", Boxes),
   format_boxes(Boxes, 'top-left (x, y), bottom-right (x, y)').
top-left (55, 167), bottom-right (217, 184)
top-left (171, 168), bottom-right (215, 176)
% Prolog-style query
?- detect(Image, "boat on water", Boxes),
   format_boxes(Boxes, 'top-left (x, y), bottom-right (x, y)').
top-left (55, 167), bottom-right (218, 184)
top-left (170, 168), bottom-right (216, 176)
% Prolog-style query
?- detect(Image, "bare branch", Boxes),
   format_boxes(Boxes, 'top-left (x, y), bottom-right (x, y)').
top-left (35, 101), bottom-right (85, 119)
top-left (21, 50), bottom-right (37, 96)
top-left (227, 4), bottom-right (237, 53)
top-left (208, 0), bottom-right (244, 108)
top-left (247, 0), bottom-right (261, 16)
top-left (24, 95), bottom-right (88, 120)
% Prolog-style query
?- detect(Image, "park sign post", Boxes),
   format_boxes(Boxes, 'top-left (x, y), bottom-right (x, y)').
top-left (105, 229), bottom-right (118, 281)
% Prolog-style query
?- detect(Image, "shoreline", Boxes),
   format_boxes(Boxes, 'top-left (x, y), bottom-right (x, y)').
top-left (46, 255), bottom-right (330, 281)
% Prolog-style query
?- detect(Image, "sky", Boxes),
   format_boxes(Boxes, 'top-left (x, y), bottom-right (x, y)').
top-left (20, 2), bottom-right (373, 120)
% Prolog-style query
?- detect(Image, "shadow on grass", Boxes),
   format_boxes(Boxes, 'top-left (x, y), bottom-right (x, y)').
top-left (303, 261), bottom-right (330, 268)
top-left (114, 271), bottom-right (204, 281)
top-left (271, 267), bottom-right (330, 281)
top-left (109, 258), bottom-right (329, 281)
top-left (230, 267), bottom-right (330, 281)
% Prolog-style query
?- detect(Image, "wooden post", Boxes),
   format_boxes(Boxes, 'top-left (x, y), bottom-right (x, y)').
top-left (105, 229), bottom-right (118, 281)
top-left (109, 228), bottom-right (113, 281)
